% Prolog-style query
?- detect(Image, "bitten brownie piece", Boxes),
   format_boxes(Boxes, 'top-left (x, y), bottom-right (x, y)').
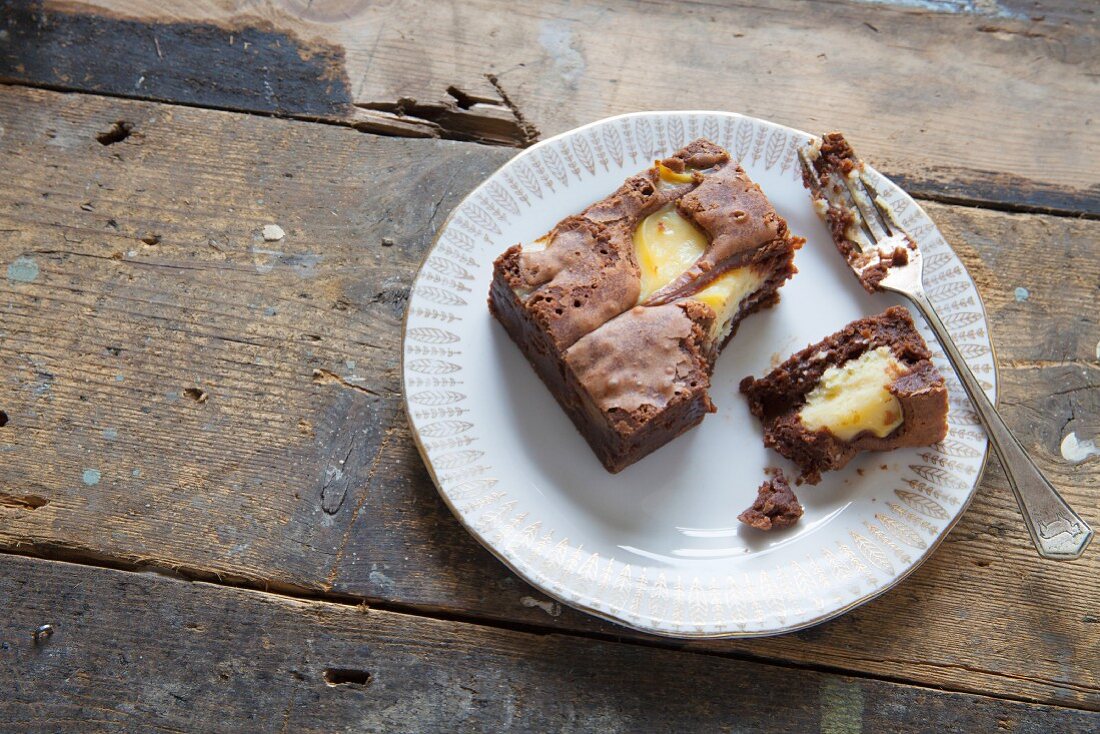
top-left (739, 306), bottom-right (948, 484)
top-left (490, 138), bottom-right (803, 472)
top-left (738, 470), bottom-right (803, 531)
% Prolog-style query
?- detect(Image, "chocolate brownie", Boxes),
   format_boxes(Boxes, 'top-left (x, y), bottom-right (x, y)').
top-left (738, 470), bottom-right (803, 531)
top-left (801, 132), bottom-right (914, 293)
top-left (490, 138), bottom-right (803, 472)
top-left (739, 306), bottom-right (948, 484)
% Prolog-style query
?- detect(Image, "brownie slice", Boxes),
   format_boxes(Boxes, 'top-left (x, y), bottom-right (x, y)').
top-left (490, 138), bottom-right (802, 472)
top-left (738, 470), bottom-right (803, 531)
top-left (739, 306), bottom-right (948, 484)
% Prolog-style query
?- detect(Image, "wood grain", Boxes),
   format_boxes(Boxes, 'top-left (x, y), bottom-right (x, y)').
top-left (3, 553), bottom-right (1098, 733)
top-left (1, 0), bottom-right (1097, 213)
top-left (0, 86), bottom-right (1097, 709)
top-left (0, 83), bottom-right (509, 589)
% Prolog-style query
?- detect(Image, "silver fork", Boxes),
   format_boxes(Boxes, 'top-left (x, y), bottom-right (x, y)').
top-left (800, 142), bottom-right (1093, 561)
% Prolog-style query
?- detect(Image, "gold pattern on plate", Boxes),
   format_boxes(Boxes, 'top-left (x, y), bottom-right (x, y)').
top-left (865, 521), bottom-right (911, 564)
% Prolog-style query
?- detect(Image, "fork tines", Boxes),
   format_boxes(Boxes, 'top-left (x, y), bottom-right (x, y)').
top-left (799, 132), bottom-right (918, 293)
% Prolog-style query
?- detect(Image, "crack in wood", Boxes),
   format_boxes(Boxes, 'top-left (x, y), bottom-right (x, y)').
top-left (311, 368), bottom-right (381, 397)
top-left (352, 81), bottom-right (538, 148)
top-left (2, 542), bottom-right (1097, 714)
top-left (485, 73), bottom-right (540, 146)
top-left (320, 439), bottom-right (357, 516)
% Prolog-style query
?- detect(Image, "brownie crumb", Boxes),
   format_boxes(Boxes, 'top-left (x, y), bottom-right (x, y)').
top-left (738, 470), bottom-right (803, 531)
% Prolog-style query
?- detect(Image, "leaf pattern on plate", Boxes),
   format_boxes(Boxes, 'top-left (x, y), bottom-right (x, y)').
top-left (572, 134), bottom-right (596, 175)
top-left (515, 161), bottom-right (543, 199)
top-left (604, 125), bottom-right (624, 167)
top-left (903, 477), bottom-right (960, 506)
top-left (432, 450), bottom-right (485, 471)
top-left (866, 521), bottom-right (911, 563)
top-left (407, 327), bottom-right (460, 344)
top-left (442, 228), bottom-right (478, 252)
top-left (780, 135), bottom-right (800, 177)
top-left (850, 531), bottom-right (895, 575)
top-left (427, 257), bottom-right (474, 281)
top-left (889, 502), bottom-right (939, 535)
top-left (464, 201), bottom-right (503, 235)
top-left (934, 439), bottom-right (982, 459)
top-left (765, 128), bottom-right (786, 170)
top-left (543, 146), bottom-right (570, 187)
top-left (635, 117), bottom-right (654, 161)
top-left (927, 281), bottom-right (971, 303)
top-left (412, 406), bottom-right (467, 420)
top-left (413, 286), bottom-right (467, 307)
top-left (949, 408), bottom-right (982, 426)
top-left (941, 311), bottom-right (983, 330)
top-left (486, 180), bottom-right (521, 216)
top-left (735, 118), bottom-right (754, 162)
top-left (669, 116), bottom-right (686, 150)
top-left (702, 116), bottom-right (719, 143)
top-left (910, 464), bottom-right (970, 491)
top-left (417, 419), bottom-right (474, 438)
top-left (751, 126), bottom-right (768, 164)
top-left (957, 343), bottom-right (992, 358)
top-left (922, 252), bottom-right (954, 273)
top-left (839, 542), bottom-right (877, 586)
top-left (877, 513), bottom-right (927, 549)
top-left (409, 390), bottom-right (465, 406)
top-left (895, 490), bottom-right (950, 520)
top-left (406, 358), bottom-right (462, 375)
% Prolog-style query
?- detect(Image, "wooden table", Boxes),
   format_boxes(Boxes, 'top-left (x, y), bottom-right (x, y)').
top-left (0, 1), bottom-right (1097, 730)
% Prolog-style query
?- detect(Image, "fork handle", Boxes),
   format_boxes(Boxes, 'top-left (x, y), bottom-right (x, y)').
top-left (907, 291), bottom-right (1093, 560)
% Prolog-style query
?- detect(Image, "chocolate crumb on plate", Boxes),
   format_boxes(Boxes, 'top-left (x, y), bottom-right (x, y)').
top-left (739, 470), bottom-right (803, 531)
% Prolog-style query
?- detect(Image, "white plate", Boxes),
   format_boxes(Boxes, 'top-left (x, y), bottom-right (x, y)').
top-left (403, 112), bottom-right (995, 637)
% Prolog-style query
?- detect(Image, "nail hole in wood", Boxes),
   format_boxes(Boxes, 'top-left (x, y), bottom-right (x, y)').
top-left (183, 387), bottom-right (208, 403)
top-left (0, 493), bottom-right (48, 510)
top-left (0, 410), bottom-right (8, 427)
top-left (323, 668), bottom-right (372, 688)
top-left (96, 121), bottom-right (133, 146)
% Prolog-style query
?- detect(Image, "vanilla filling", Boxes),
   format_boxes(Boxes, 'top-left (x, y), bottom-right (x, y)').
top-left (521, 235), bottom-right (550, 253)
top-left (633, 204), bottom-right (764, 339)
top-left (512, 235), bottom-right (550, 298)
top-left (635, 203), bottom-right (708, 301)
top-left (691, 268), bottom-right (766, 342)
top-left (799, 346), bottom-right (908, 441)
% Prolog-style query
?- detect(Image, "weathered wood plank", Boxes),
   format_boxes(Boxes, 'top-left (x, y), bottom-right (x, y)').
top-left (0, 86), bottom-right (1097, 708)
top-left (3, 553), bottom-right (1098, 733)
top-left (0, 83), bottom-right (510, 589)
top-left (1, 0), bottom-right (1097, 213)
